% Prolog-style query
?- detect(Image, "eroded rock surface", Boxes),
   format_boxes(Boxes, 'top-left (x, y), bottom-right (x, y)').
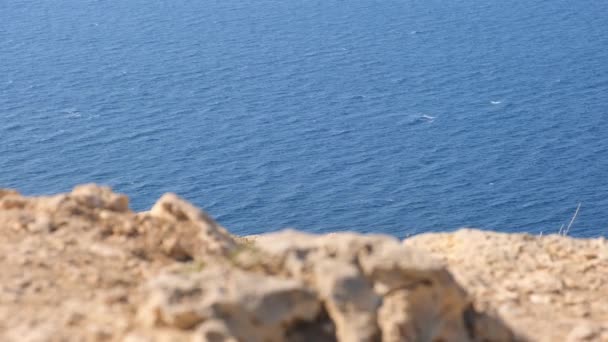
top-left (405, 229), bottom-right (608, 341)
top-left (0, 185), bottom-right (604, 341)
top-left (138, 267), bottom-right (321, 341)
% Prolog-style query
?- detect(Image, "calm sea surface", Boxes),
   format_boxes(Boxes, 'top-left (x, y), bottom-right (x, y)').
top-left (2, 0), bottom-right (608, 237)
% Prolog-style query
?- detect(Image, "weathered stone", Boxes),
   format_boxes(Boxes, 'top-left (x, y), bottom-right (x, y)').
top-left (1, 186), bottom-right (604, 342)
top-left (71, 183), bottom-right (129, 212)
top-left (357, 242), bottom-right (446, 294)
top-left (405, 229), bottom-right (608, 342)
top-left (253, 230), bottom-right (487, 342)
top-left (149, 193), bottom-right (237, 255)
top-left (139, 267), bottom-right (321, 341)
top-left (566, 323), bottom-right (599, 342)
top-left (193, 320), bottom-right (239, 342)
top-left (0, 189), bottom-right (20, 198)
top-left (313, 259), bottom-right (380, 342)
top-left (252, 229), bottom-right (403, 280)
top-left (0, 193), bottom-right (27, 210)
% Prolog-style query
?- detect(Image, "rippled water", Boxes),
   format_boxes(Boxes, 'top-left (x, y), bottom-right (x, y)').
top-left (2, 0), bottom-right (608, 237)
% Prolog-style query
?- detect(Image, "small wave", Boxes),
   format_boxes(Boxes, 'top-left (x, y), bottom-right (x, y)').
top-left (406, 114), bottom-right (436, 126)
top-left (61, 108), bottom-right (82, 119)
top-left (402, 113), bottom-right (437, 126)
top-left (65, 112), bottom-right (82, 119)
top-left (490, 100), bottom-right (502, 105)
top-left (329, 129), bottom-right (351, 137)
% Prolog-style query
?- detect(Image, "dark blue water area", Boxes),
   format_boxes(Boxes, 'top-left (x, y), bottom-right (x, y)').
top-left (1, 0), bottom-right (608, 237)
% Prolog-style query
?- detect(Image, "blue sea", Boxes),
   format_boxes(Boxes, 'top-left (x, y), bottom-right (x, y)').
top-left (1, 0), bottom-right (608, 237)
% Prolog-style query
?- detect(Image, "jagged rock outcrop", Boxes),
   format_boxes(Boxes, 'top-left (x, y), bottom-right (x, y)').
top-left (405, 229), bottom-right (608, 342)
top-left (249, 230), bottom-right (502, 342)
top-left (139, 267), bottom-right (321, 341)
top-left (0, 185), bottom-right (605, 341)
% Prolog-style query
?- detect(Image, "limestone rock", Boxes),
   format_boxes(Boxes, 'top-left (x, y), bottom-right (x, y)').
top-left (71, 183), bottom-right (130, 212)
top-left (2, 185), bottom-right (604, 341)
top-left (149, 193), bottom-right (237, 256)
top-left (0, 189), bottom-right (20, 198)
top-left (253, 230), bottom-right (501, 342)
top-left (139, 267), bottom-right (321, 341)
top-left (251, 229), bottom-right (402, 280)
top-left (193, 320), bottom-right (239, 342)
top-left (405, 229), bottom-right (608, 342)
top-left (313, 259), bottom-right (380, 342)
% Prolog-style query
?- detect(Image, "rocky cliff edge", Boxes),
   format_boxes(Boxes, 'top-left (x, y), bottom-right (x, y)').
top-left (0, 185), bottom-right (606, 341)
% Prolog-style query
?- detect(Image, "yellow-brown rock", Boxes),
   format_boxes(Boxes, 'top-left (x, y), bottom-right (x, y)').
top-left (405, 229), bottom-right (608, 341)
top-left (0, 185), bottom-right (605, 341)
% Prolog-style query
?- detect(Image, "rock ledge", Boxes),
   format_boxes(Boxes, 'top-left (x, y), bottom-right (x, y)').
top-left (0, 185), bottom-right (606, 341)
